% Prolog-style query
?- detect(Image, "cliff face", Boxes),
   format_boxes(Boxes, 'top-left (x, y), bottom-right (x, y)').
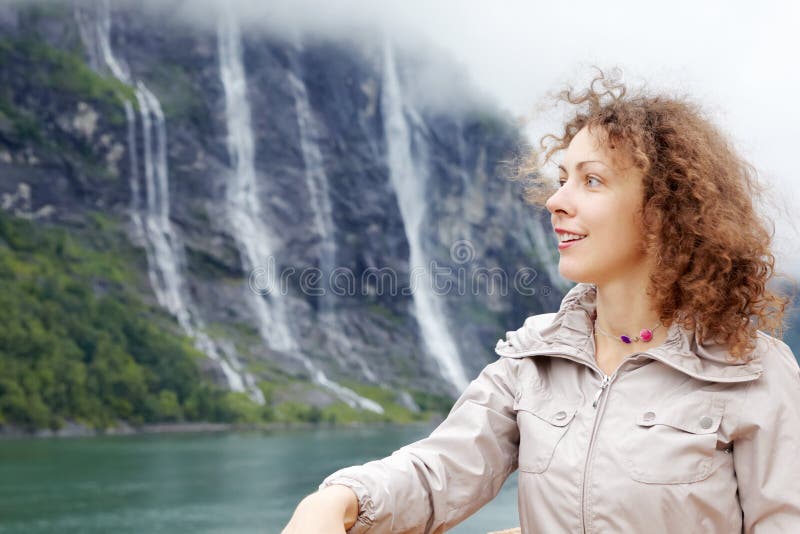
top-left (0, 1), bottom-right (567, 419)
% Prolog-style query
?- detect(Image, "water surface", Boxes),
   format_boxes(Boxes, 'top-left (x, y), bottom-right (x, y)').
top-left (0, 425), bottom-right (519, 533)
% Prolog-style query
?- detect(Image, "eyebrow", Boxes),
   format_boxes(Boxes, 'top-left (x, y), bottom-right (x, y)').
top-left (557, 160), bottom-right (609, 173)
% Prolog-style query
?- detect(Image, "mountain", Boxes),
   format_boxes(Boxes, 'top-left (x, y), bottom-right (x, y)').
top-left (5, 3), bottom-right (794, 434)
top-left (0, 2), bottom-right (566, 431)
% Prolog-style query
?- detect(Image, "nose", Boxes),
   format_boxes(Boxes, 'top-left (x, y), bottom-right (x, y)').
top-left (545, 182), bottom-right (572, 216)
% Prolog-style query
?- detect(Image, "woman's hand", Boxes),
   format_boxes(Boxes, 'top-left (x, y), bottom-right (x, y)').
top-left (281, 484), bottom-right (359, 533)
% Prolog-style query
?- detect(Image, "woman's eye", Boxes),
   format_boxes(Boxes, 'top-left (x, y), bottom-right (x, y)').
top-left (557, 176), bottom-right (601, 188)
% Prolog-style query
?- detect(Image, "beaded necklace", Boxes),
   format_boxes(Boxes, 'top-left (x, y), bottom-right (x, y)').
top-left (593, 319), bottom-right (662, 344)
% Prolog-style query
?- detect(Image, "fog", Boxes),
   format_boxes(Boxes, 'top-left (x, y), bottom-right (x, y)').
top-left (20, 0), bottom-right (800, 274)
top-left (163, 0), bottom-right (800, 275)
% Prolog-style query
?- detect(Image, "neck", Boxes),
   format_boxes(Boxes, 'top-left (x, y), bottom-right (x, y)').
top-left (593, 278), bottom-right (670, 349)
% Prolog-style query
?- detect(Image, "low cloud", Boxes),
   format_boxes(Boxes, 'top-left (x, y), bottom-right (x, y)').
top-left (18, 0), bottom-right (800, 272)
top-left (162, 0), bottom-right (800, 273)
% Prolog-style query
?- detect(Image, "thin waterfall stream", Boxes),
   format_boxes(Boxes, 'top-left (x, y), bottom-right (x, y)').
top-left (75, 0), bottom-right (261, 403)
top-left (217, 11), bottom-right (382, 413)
top-left (287, 59), bottom-right (378, 384)
top-left (381, 42), bottom-right (469, 393)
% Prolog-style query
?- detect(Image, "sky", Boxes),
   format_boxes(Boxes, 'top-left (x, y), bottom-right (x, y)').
top-left (174, 0), bottom-right (800, 275)
top-left (369, 0), bottom-right (800, 275)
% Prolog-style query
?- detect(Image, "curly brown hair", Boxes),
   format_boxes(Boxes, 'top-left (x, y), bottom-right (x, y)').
top-left (512, 69), bottom-right (795, 361)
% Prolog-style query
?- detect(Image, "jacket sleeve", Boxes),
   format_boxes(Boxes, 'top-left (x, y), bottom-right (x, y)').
top-left (318, 356), bottom-right (521, 533)
top-left (733, 336), bottom-right (800, 533)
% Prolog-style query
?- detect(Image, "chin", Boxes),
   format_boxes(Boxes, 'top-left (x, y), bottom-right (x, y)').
top-left (557, 269), bottom-right (602, 286)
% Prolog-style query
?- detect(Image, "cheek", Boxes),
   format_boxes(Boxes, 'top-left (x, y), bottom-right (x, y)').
top-left (615, 196), bottom-right (645, 231)
top-left (601, 208), bottom-right (646, 250)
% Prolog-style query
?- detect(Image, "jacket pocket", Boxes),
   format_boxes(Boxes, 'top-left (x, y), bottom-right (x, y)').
top-left (514, 390), bottom-right (578, 473)
top-left (620, 396), bottom-right (725, 484)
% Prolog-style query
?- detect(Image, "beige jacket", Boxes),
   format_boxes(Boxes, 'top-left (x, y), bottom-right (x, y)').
top-left (320, 283), bottom-right (800, 533)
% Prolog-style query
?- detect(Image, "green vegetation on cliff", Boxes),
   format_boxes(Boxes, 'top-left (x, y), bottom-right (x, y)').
top-left (0, 37), bottom-right (136, 124)
top-left (0, 213), bottom-right (445, 431)
top-left (0, 212), bottom-right (257, 431)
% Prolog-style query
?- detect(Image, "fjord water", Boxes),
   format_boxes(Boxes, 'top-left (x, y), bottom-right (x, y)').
top-left (0, 427), bottom-right (519, 533)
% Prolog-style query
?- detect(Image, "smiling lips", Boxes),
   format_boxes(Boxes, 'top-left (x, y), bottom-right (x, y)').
top-left (558, 236), bottom-right (585, 250)
top-left (555, 230), bottom-right (587, 250)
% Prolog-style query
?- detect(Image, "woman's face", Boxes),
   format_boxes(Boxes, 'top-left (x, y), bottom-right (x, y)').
top-left (545, 126), bottom-right (652, 286)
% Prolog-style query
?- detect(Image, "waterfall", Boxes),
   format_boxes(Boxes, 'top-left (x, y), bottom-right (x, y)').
top-left (455, 121), bottom-right (480, 245)
top-left (287, 65), bottom-right (378, 383)
top-left (123, 100), bottom-right (144, 240)
top-left (216, 12), bottom-right (296, 353)
top-left (381, 42), bottom-right (469, 393)
top-left (75, 0), bottom-right (263, 404)
top-left (287, 70), bottom-right (336, 306)
top-left (457, 124), bottom-right (472, 208)
top-left (216, 11), bottom-right (382, 413)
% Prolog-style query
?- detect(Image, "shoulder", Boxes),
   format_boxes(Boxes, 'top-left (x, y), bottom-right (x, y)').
top-left (488, 312), bottom-right (564, 391)
top-left (494, 312), bottom-right (558, 357)
top-left (474, 313), bottom-right (560, 388)
top-left (480, 352), bottom-right (524, 385)
top-left (738, 332), bottom-right (800, 426)
top-left (751, 331), bottom-right (799, 385)
top-left (522, 312), bottom-right (558, 331)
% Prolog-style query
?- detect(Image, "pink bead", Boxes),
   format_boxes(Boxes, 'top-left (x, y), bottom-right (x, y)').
top-left (639, 329), bottom-right (653, 342)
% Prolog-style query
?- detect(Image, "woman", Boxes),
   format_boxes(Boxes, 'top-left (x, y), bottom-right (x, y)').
top-left (282, 72), bottom-right (800, 533)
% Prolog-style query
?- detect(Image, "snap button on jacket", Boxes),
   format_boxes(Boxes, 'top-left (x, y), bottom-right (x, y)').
top-left (320, 283), bottom-right (800, 533)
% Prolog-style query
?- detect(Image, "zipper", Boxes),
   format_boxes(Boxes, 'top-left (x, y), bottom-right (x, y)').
top-left (499, 346), bottom-right (643, 531)
top-left (580, 350), bottom-right (644, 534)
top-left (581, 369), bottom-right (615, 534)
top-left (591, 374), bottom-right (611, 408)
top-left (498, 345), bottom-right (613, 534)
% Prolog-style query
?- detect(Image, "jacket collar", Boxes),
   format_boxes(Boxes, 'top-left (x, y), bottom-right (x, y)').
top-left (495, 283), bottom-right (763, 383)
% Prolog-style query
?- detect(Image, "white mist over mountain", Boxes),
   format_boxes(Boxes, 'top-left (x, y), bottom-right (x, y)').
top-left (135, 0), bottom-right (800, 276)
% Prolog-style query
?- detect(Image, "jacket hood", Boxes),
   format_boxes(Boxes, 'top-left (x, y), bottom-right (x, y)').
top-left (495, 282), bottom-right (764, 383)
